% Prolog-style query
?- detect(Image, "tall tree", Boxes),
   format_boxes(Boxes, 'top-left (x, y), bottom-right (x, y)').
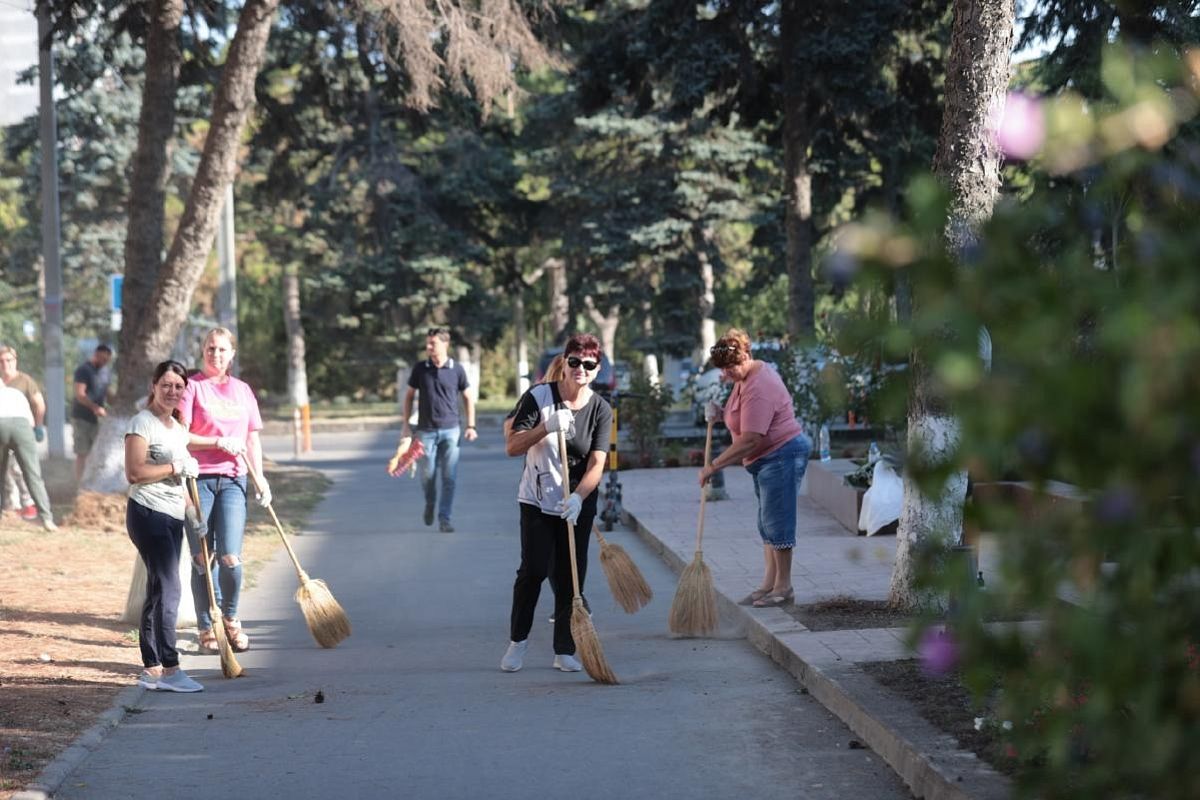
top-left (68, 0), bottom-right (558, 488)
top-left (889, 0), bottom-right (1015, 608)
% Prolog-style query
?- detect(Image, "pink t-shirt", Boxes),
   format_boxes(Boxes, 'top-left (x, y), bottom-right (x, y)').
top-left (725, 362), bottom-right (804, 466)
top-left (179, 373), bottom-right (263, 478)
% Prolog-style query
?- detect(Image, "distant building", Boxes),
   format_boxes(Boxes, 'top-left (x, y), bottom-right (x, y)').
top-left (0, 4), bottom-right (38, 128)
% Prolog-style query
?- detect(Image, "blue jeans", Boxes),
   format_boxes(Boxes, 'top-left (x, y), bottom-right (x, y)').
top-left (746, 434), bottom-right (811, 550)
top-left (417, 426), bottom-right (461, 523)
top-left (185, 475), bottom-right (247, 631)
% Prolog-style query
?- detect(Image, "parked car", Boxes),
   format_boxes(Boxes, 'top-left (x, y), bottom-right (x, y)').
top-left (533, 348), bottom-right (617, 396)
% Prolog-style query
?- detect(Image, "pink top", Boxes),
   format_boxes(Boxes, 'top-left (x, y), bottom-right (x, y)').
top-left (179, 372), bottom-right (263, 478)
top-left (725, 362), bottom-right (804, 466)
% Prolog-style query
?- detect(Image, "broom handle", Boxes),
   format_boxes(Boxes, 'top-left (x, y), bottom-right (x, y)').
top-left (696, 420), bottom-right (714, 553)
top-left (239, 455), bottom-right (309, 582)
top-left (557, 429), bottom-right (584, 599)
top-left (186, 478), bottom-right (223, 618)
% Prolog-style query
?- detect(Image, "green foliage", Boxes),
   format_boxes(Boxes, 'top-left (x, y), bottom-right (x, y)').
top-left (844, 44), bottom-right (1200, 798)
top-left (620, 372), bottom-right (673, 465)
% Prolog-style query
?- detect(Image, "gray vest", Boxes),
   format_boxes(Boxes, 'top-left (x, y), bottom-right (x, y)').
top-left (516, 383), bottom-right (567, 514)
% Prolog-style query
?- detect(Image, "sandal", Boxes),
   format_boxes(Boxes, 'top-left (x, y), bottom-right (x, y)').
top-left (738, 588), bottom-right (774, 606)
top-left (223, 618), bottom-right (250, 652)
top-left (197, 629), bottom-right (219, 654)
top-left (752, 588), bottom-right (795, 608)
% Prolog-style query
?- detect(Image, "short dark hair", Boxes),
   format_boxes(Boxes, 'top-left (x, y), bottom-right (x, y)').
top-left (426, 327), bottom-right (451, 342)
top-left (95, 344), bottom-right (113, 354)
top-left (563, 333), bottom-right (601, 361)
top-left (147, 360), bottom-right (189, 421)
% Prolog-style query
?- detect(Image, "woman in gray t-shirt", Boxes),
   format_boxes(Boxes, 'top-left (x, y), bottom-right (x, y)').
top-left (123, 361), bottom-right (205, 693)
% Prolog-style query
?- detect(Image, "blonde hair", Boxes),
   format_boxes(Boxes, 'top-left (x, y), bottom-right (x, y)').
top-left (544, 355), bottom-right (566, 383)
top-left (203, 327), bottom-right (238, 351)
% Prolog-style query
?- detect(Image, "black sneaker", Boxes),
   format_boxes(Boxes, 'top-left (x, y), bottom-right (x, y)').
top-left (439, 519), bottom-right (454, 533)
top-left (423, 502), bottom-right (435, 526)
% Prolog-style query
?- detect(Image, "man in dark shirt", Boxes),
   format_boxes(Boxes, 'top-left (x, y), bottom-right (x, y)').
top-left (71, 344), bottom-right (112, 481)
top-left (400, 327), bottom-right (476, 532)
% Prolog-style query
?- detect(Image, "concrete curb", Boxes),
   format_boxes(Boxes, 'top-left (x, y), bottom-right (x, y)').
top-left (13, 684), bottom-right (146, 800)
top-left (623, 507), bottom-right (1011, 800)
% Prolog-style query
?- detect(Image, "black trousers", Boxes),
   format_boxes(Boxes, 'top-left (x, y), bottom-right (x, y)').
top-left (126, 499), bottom-right (184, 669)
top-left (510, 502), bottom-right (593, 655)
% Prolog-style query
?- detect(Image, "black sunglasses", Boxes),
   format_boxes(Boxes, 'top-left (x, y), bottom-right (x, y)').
top-left (710, 344), bottom-right (738, 355)
top-left (566, 356), bottom-right (599, 371)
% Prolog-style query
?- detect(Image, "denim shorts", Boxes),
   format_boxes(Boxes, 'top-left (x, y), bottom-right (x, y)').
top-left (746, 434), bottom-right (811, 550)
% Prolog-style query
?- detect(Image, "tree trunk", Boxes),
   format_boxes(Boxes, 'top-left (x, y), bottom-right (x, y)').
top-left (85, 0), bottom-right (282, 490)
top-left (546, 257), bottom-right (569, 343)
top-left (781, 0), bottom-right (815, 341)
top-left (890, 0), bottom-right (1014, 610)
top-left (117, 0), bottom-right (183, 400)
top-left (514, 290), bottom-right (530, 395)
top-left (583, 295), bottom-right (620, 363)
top-left (283, 263), bottom-right (309, 408)
top-left (698, 242), bottom-right (717, 359)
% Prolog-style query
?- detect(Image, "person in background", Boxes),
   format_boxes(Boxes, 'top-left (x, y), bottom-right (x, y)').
top-left (179, 327), bottom-right (264, 654)
top-left (124, 360), bottom-right (204, 692)
top-left (0, 379), bottom-right (56, 531)
top-left (500, 333), bottom-right (612, 673)
top-left (0, 346), bottom-right (46, 520)
top-left (72, 343), bottom-right (113, 481)
top-left (400, 326), bottom-right (477, 533)
top-left (699, 328), bottom-right (811, 608)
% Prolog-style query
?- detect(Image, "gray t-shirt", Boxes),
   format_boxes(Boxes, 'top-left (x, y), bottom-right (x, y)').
top-left (125, 410), bottom-right (190, 520)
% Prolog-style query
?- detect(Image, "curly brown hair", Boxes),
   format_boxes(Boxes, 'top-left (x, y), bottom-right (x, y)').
top-left (710, 328), bottom-right (751, 369)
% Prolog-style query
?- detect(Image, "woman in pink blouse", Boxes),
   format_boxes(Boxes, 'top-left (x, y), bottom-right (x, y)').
top-left (179, 327), bottom-right (271, 653)
top-left (698, 328), bottom-right (812, 608)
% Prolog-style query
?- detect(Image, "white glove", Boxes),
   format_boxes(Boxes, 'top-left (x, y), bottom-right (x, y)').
top-left (560, 492), bottom-right (583, 525)
top-left (549, 407), bottom-right (576, 438)
top-left (255, 480), bottom-right (272, 508)
top-left (704, 400), bottom-right (723, 424)
top-left (545, 408), bottom-right (575, 436)
top-left (216, 436), bottom-right (246, 456)
top-left (185, 508), bottom-right (208, 538)
top-left (172, 456), bottom-right (200, 479)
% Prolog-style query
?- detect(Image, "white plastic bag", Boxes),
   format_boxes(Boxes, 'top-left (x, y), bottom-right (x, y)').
top-left (858, 459), bottom-right (903, 536)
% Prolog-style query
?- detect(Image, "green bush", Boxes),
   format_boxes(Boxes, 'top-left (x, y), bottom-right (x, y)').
top-left (844, 46), bottom-right (1200, 799)
top-left (620, 371), bottom-right (673, 466)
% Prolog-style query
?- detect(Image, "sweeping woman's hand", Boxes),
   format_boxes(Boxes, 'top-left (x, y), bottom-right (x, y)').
top-left (704, 400), bottom-right (723, 424)
top-left (217, 436), bottom-right (246, 456)
top-left (255, 479), bottom-right (272, 508)
top-left (173, 456), bottom-right (200, 479)
top-left (560, 492), bottom-right (583, 525)
top-left (544, 408), bottom-right (575, 437)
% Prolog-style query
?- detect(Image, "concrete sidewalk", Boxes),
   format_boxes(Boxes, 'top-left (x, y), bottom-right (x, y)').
top-left (620, 466), bottom-right (1012, 800)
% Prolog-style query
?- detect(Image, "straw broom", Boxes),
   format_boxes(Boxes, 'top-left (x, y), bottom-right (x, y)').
top-left (594, 527), bottom-right (652, 613)
top-left (558, 430), bottom-right (618, 684)
top-left (242, 457), bottom-right (352, 648)
top-left (668, 420), bottom-right (719, 637)
top-left (186, 479), bottom-right (243, 678)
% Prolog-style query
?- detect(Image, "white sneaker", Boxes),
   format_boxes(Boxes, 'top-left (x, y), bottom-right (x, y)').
top-left (156, 669), bottom-right (204, 692)
top-left (553, 654), bottom-right (582, 672)
top-left (500, 640), bottom-right (528, 672)
top-left (136, 670), bottom-right (158, 690)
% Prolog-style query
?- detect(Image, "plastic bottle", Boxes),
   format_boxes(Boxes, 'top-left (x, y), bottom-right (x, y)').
top-left (868, 441), bottom-right (881, 465)
top-left (818, 424), bottom-right (831, 462)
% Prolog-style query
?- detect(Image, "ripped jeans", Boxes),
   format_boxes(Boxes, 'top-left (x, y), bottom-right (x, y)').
top-left (185, 475), bottom-right (247, 631)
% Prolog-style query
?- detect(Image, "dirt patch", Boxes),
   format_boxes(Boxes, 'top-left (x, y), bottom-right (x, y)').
top-left (0, 462), bottom-right (331, 798)
top-left (862, 658), bottom-right (1015, 776)
top-left (785, 595), bottom-right (917, 631)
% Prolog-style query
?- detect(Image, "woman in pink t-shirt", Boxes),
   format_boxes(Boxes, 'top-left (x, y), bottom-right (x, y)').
top-left (178, 327), bottom-right (270, 654)
top-left (698, 328), bottom-right (812, 608)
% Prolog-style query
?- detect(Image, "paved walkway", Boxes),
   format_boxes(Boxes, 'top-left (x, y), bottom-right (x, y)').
top-left (620, 466), bottom-right (1012, 800)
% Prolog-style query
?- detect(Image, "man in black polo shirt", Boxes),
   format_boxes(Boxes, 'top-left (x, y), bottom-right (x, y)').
top-left (401, 327), bottom-right (477, 532)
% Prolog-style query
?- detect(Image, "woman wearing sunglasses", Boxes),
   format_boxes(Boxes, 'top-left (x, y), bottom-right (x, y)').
top-left (500, 333), bottom-right (613, 673)
top-left (699, 328), bottom-right (811, 607)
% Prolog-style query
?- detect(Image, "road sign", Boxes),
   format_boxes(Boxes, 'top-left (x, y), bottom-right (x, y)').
top-left (109, 274), bottom-right (123, 311)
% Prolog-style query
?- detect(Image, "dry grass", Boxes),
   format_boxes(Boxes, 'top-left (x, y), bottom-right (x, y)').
top-left (0, 462), bottom-right (330, 798)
